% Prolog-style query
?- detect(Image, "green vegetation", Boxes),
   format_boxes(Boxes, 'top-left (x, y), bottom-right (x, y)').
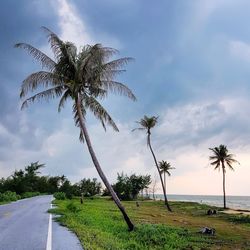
top-left (112, 173), bottom-right (151, 200)
top-left (51, 197), bottom-right (250, 250)
top-left (53, 192), bottom-right (66, 200)
top-left (0, 191), bottom-right (20, 203)
top-left (0, 161), bottom-right (103, 204)
top-left (20, 192), bottom-right (40, 199)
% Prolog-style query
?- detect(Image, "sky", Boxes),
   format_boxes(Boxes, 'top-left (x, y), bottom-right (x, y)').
top-left (0, 0), bottom-right (250, 195)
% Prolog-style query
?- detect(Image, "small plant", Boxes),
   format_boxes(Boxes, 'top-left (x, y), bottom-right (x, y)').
top-left (54, 192), bottom-right (66, 200)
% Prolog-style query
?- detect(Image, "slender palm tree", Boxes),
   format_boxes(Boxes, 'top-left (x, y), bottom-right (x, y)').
top-left (133, 116), bottom-right (172, 211)
top-left (159, 160), bottom-right (174, 197)
top-left (15, 27), bottom-right (136, 231)
top-left (209, 145), bottom-right (239, 209)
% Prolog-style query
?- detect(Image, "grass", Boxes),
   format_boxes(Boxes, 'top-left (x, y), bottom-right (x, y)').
top-left (51, 197), bottom-right (250, 250)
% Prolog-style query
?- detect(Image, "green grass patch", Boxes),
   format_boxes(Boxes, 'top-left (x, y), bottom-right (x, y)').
top-left (52, 197), bottom-right (246, 250)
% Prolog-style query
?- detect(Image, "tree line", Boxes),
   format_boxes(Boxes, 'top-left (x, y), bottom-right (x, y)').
top-left (0, 161), bottom-right (152, 202)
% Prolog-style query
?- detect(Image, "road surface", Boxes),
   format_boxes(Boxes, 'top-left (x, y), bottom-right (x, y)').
top-left (0, 195), bottom-right (83, 250)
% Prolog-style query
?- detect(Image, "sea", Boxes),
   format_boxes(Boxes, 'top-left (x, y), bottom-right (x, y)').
top-left (153, 194), bottom-right (250, 210)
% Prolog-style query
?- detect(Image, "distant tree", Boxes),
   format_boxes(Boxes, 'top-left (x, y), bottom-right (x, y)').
top-left (159, 160), bottom-right (174, 199)
top-left (0, 178), bottom-right (5, 193)
top-left (133, 116), bottom-right (172, 211)
top-left (24, 162), bottom-right (45, 192)
top-left (209, 145), bottom-right (239, 209)
top-left (59, 179), bottom-right (73, 199)
top-left (36, 176), bottom-right (49, 193)
top-left (10, 170), bottom-right (26, 194)
top-left (77, 178), bottom-right (102, 197)
top-left (47, 176), bottom-right (62, 193)
top-left (113, 173), bottom-right (151, 200)
top-left (16, 27), bottom-right (135, 231)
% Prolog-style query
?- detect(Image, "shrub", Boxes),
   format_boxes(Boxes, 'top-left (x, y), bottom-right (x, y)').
top-left (21, 192), bottom-right (40, 199)
top-left (0, 191), bottom-right (19, 202)
top-left (54, 192), bottom-right (66, 200)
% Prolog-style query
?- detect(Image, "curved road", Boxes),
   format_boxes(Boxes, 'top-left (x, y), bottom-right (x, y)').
top-left (0, 195), bottom-right (83, 250)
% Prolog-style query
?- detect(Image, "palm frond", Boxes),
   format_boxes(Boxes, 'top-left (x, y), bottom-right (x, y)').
top-left (103, 57), bottom-right (134, 71)
top-left (21, 86), bottom-right (64, 109)
top-left (73, 100), bottom-right (86, 143)
top-left (83, 94), bottom-right (119, 132)
top-left (131, 127), bottom-right (145, 132)
top-left (101, 69), bottom-right (127, 80)
top-left (41, 26), bottom-right (65, 60)
top-left (58, 89), bottom-right (71, 112)
top-left (14, 43), bottom-right (56, 70)
top-left (101, 80), bottom-right (136, 101)
top-left (226, 162), bottom-right (235, 171)
top-left (213, 163), bottom-right (220, 171)
top-left (20, 71), bottom-right (62, 98)
top-left (210, 160), bottom-right (220, 166)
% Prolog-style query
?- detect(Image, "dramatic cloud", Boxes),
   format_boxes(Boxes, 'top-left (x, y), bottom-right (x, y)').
top-left (0, 0), bottom-right (250, 196)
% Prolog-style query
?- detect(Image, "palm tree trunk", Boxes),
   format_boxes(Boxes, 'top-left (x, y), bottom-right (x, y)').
top-left (76, 97), bottom-right (134, 231)
top-left (164, 172), bottom-right (166, 192)
top-left (222, 163), bottom-right (226, 209)
top-left (147, 133), bottom-right (172, 212)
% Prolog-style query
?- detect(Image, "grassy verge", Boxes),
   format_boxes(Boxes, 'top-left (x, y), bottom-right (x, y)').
top-left (51, 197), bottom-right (250, 250)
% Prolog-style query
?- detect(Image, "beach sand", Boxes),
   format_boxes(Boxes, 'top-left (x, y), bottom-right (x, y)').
top-left (221, 209), bottom-right (250, 215)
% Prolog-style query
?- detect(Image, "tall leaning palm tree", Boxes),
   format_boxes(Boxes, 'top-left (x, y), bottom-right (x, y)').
top-left (15, 27), bottom-right (136, 231)
top-left (133, 116), bottom-right (172, 211)
top-left (209, 145), bottom-right (239, 209)
top-left (159, 160), bottom-right (174, 198)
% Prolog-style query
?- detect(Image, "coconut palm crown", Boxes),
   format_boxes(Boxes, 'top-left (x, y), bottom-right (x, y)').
top-left (159, 160), bottom-right (175, 198)
top-left (209, 144), bottom-right (239, 209)
top-left (159, 161), bottom-right (174, 177)
top-left (15, 27), bottom-right (136, 231)
top-left (133, 115), bottom-right (158, 145)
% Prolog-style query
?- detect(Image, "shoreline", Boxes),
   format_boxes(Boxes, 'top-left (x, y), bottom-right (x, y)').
top-left (149, 196), bottom-right (250, 214)
top-left (151, 194), bottom-right (250, 211)
top-left (221, 208), bottom-right (250, 215)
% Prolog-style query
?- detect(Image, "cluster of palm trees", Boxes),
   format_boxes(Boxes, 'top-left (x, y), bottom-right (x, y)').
top-left (133, 116), bottom-right (174, 212)
top-left (16, 27), bottom-right (240, 231)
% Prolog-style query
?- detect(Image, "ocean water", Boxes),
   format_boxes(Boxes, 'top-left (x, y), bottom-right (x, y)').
top-left (153, 194), bottom-right (250, 210)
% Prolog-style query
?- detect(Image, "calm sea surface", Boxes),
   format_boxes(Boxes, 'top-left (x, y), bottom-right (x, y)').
top-left (154, 194), bottom-right (250, 210)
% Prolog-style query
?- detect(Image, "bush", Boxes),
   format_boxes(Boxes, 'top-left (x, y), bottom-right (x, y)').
top-left (54, 192), bottom-right (66, 200)
top-left (0, 191), bottom-right (19, 202)
top-left (21, 192), bottom-right (40, 199)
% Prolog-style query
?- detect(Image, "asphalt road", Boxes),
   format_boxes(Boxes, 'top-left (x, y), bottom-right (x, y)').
top-left (0, 195), bottom-right (83, 250)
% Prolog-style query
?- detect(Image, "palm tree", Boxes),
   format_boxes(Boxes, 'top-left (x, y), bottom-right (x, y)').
top-left (133, 116), bottom-right (172, 211)
top-left (15, 27), bottom-right (136, 231)
top-left (159, 160), bottom-right (174, 197)
top-left (209, 145), bottom-right (239, 209)
top-left (25, 161), bottom-right (45, 177)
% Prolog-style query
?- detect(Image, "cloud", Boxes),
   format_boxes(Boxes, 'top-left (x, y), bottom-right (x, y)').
top-left (51, 0), bottom-right (93, 47)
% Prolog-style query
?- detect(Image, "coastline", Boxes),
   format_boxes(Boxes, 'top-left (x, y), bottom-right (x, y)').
top-left (152, 194), bottom-right (250, 212)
